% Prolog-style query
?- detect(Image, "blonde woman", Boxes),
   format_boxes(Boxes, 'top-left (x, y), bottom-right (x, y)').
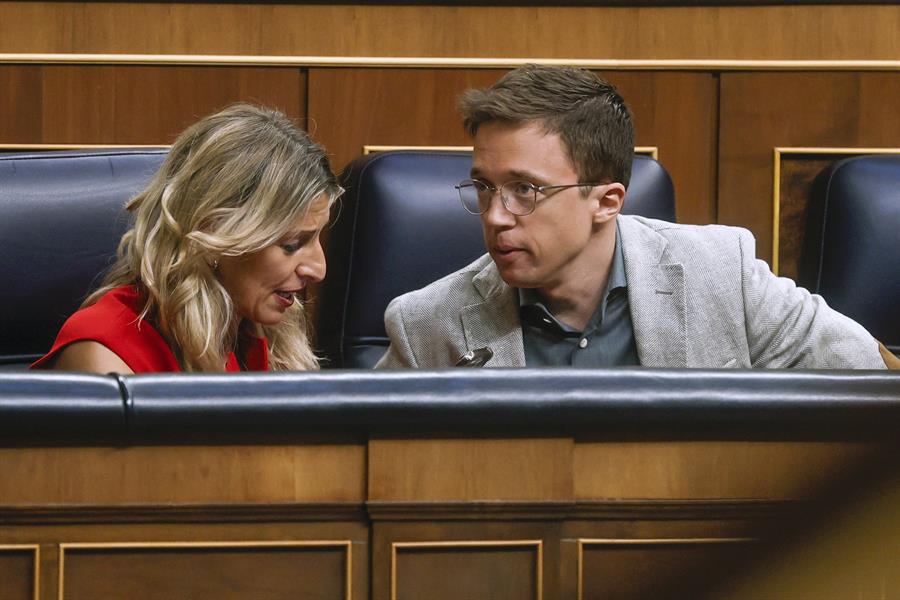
top-left (32, 104), bottom-right (342, 373)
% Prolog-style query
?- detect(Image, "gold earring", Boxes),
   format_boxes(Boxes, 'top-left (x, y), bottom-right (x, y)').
top-left (212, 259), bottom-right (219, 271)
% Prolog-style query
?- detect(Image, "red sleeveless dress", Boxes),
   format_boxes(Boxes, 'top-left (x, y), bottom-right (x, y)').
top-left (31, 286), bottom-right (268, 372)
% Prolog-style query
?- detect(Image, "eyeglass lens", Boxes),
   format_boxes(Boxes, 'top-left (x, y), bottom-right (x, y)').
top-left (458, 180), bottom-right (535, 215)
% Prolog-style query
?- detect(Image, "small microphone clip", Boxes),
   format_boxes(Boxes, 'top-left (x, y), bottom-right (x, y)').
top-left (454, 347), bottom-right (494, 367)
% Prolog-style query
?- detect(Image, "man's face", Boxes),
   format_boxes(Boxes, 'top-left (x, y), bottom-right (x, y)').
top-left (472, 120), bottom-right (604, 292)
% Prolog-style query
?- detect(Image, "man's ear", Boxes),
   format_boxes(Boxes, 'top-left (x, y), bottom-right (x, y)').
top-left (592, 183), bottom-right (626, 224)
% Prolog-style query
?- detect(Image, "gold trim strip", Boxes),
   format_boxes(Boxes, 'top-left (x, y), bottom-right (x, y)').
top-left (577, 537), bottom-right (754, 600)
top-left (391, 539), bottom-right (543, 600)
top-left (58, 540), bottom-right (352, 600)
top-left (1, 54), bottom-right (899, 71)
top-left (771, 146), bottom-right (900, 275)
top-left (363, 145), bottom-right (658, 159)
top-left (0, 545), bottom-right (40, 600)
top-left (363, 145), bottom-right (472, 154)
top-left (1, 144), bottom-right (168, 150)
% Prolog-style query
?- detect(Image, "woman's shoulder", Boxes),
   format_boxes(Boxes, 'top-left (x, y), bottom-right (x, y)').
top-left (31, 285), bottom-right (181, 373)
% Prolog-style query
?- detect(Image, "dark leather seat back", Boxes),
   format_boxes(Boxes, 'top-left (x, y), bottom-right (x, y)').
top-left (800, 154), bottom-right (900, 354)
top-left (0, 149), bottom-right (167, 369)
top-left (317, 150), bottom-right (676, 368)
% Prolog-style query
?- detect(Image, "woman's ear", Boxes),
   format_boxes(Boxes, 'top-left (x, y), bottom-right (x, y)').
top-left (592, 183), bottom-right (626, 224)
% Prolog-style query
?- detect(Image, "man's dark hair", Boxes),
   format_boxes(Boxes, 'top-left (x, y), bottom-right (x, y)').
top-left (459, 64), bottom-right (635, 187)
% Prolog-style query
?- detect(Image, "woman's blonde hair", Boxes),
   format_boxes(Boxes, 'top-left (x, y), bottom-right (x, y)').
top-left (87, 104), bottom-right (342, 372)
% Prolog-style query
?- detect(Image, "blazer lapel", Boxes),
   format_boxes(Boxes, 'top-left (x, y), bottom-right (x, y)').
top-left (619, 217), bottom-right (687, 368)
top-left (459, 261), bottom-right (526, 367)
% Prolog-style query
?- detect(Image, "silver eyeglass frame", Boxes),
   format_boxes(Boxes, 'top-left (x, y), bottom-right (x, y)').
top-left (455, 179), bottom-right (602, 216)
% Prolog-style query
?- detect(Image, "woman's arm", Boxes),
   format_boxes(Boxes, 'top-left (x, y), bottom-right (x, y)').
top-left (51, 341), bottom-right (134, 374)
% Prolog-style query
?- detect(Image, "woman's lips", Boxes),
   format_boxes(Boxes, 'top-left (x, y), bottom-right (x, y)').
top-left (274, 290), bottom-right (296, 307)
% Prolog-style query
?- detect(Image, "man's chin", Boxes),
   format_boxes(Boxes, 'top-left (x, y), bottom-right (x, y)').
top-left (494, 264), bottom-right (532, 289)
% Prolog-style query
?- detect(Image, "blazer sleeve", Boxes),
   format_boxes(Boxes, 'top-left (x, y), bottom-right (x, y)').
top-left (375, 296), bottom-right (419, 369)
top-left (738, 229), bottom-right (885, 369)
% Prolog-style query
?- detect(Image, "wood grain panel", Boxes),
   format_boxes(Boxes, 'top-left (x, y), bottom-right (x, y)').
top-left (0, 3), bottom-right (898, 60)
top-left (34, 65), bottom-right (304, 145)
top-left (393, 542), bottom-right (540, 600)
top-left (0, 444), bottom-right (365, 505)
top-left (308, 68), bottom-right (504, 173)
top-left (0, 66), bottom-right (42, 144)
top-left (600, 71), bottom-right (717, 224)
top-left (61, 543), bottom-right (349, 600)
top-left (776, 155), bottom-right (835, 281)
top-left (574, 441), bottom-right (878, 500)
top-left (309, 68), bottom-right (716, 223)
top-left (718, 72), bottom-right (900, 263)
top-left (0, 547), bottom-right (35, 600)
top-left (579, 539), bottom-right (754, 600)
top-left (369, 438), bottom-right (572, 502)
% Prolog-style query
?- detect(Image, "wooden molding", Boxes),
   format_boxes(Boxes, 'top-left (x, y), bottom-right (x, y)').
top-left (367, 498), bottom-right (796, 521)
top-left (0, 502), bottom-right (366, 525)
top-left (2, 54), bottom-right (900, 71)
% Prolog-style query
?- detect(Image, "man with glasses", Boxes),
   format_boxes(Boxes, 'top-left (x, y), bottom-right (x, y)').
top-left (376, 64), bottom-right (885, 369)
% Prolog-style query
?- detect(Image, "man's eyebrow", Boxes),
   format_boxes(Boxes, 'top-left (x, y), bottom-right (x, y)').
top-left (509, 169), bottom-right (546, 183)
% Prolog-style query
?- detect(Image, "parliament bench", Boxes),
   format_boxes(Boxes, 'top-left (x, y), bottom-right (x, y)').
top-left (0, 368), bottom-right (897, 599)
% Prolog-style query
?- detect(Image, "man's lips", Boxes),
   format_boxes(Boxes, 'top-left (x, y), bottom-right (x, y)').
top-left (491, 245), bottom-right (527, 262)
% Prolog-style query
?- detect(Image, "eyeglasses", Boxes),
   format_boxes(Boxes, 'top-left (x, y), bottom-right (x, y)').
top-left (455, 179), bottom-right (601, 216)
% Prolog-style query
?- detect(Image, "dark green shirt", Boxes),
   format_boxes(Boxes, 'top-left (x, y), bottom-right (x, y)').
top-left (519, 226), bottom-right (639, 367)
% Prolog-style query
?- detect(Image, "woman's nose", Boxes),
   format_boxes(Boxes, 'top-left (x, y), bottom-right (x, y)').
top-left (298, 240), bottom-right (327, 283)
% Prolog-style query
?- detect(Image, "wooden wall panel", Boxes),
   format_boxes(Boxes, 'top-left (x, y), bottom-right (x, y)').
top-left (307, 68), bottom-right (503, 172)
top-left (573, 441), bottom-right (878, 500)
top-left (718, 72), bottom-right (900, 262)
top-left (309, 68), bottom-right (716, 223)
top-left (1, 3), bottom-right (898, 60)
top-left (580, 539), bottom-right (754, 600)
top-left (393, 543), bottom-right (539, 600)
top-left (0, 444), bottom-right (365, 505)
top-left (0, 65), bottom-right (305, 145)
top-left (600, 71), bottom-right (717, 224)
top-left (372, 522), bottom-right (558, 600)
top-left (368, 438), bottom-right (572, 502)
top-left (61, 544), bottom-right (348, 600)
top-left (0, 548), bottom-right (34, 600)
top-left (0, 66), bottom-right (42, 143)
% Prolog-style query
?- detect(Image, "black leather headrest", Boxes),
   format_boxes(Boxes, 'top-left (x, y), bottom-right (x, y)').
top-left (316, 150), bottom-right (676, 368)
top-left (801, 155), bottom-right (900, 353)
top-left (0, 149), bottom-right (167, 368)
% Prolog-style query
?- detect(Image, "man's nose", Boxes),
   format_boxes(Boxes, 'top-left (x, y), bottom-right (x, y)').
top-left (481, 191), bottom-right (516, 227)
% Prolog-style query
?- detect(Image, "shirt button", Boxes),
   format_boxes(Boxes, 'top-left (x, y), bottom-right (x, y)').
top-left (579, 338), bottom-right (588, 349)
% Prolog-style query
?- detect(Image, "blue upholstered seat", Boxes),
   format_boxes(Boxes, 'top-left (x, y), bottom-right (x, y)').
top-left (0, 149), bottom-right (167, 369)
top-left (800, 154), bottom-right (900, 354)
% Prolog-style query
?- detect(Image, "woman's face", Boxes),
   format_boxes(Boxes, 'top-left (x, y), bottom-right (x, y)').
top-left (217, 194), bottom-right (330, 327)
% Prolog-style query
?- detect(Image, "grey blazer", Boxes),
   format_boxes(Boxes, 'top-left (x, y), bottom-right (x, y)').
top-left (376, 215), bottom-right (885, 369)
